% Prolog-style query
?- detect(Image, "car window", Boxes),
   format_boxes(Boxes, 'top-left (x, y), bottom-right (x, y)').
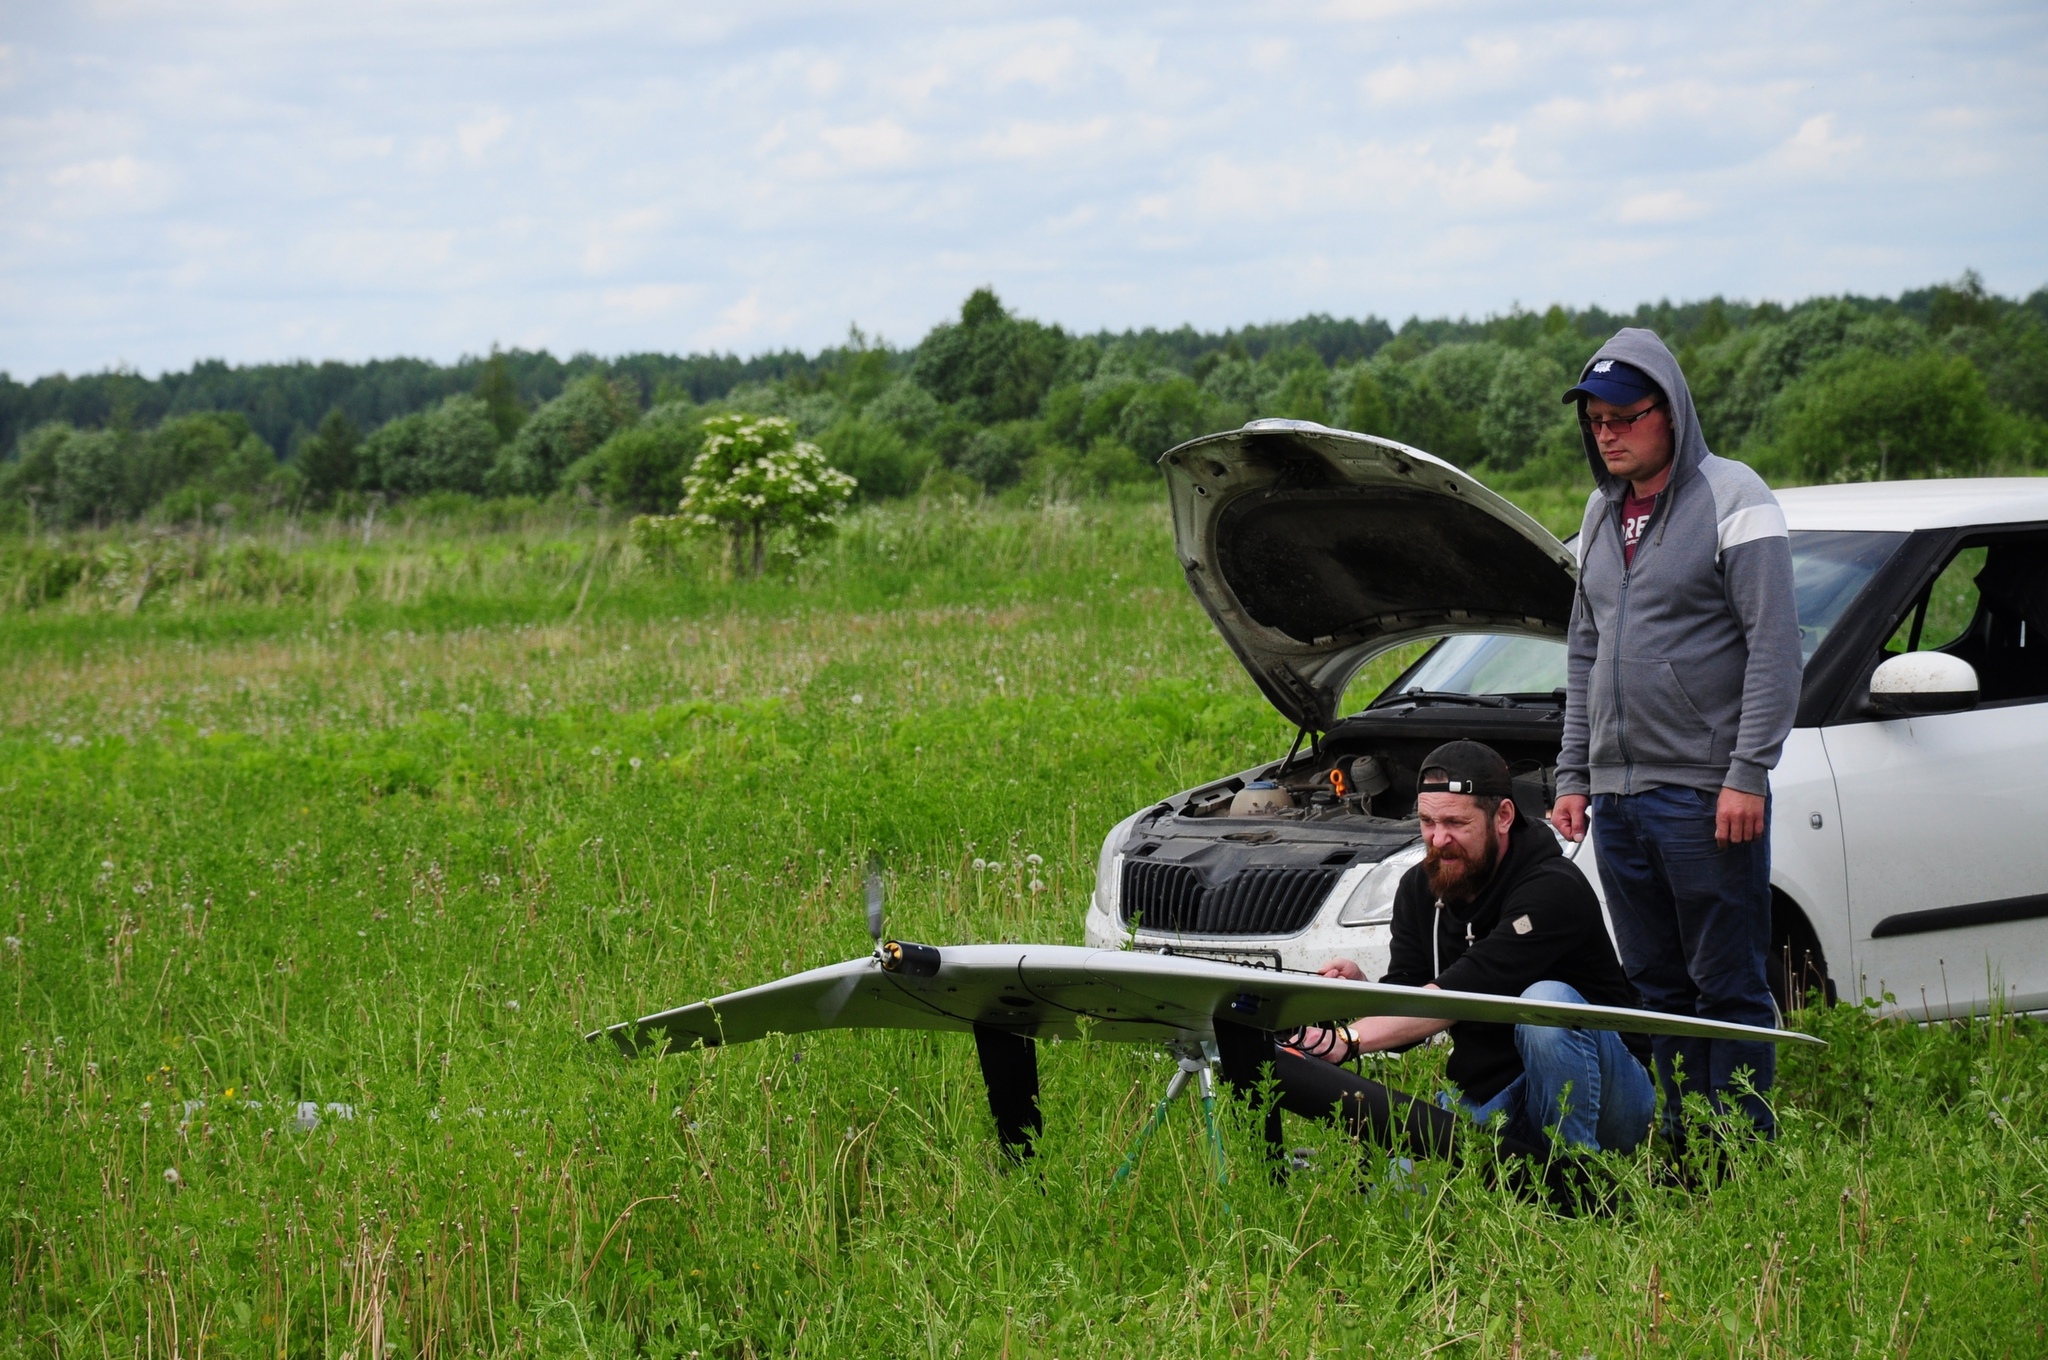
top-left (1884, 535), bottom-right (2048, 704)
top-left (1793, 531), bottom-right (1911, 661)
top-left (1371, 529), bottom-right (1905, 705)
top-left (1884, 547), bottom-right (1985, 653)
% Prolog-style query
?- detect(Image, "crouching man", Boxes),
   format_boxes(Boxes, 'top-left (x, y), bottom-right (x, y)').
top-left (1216, 740), bottom-right (1656, 1165)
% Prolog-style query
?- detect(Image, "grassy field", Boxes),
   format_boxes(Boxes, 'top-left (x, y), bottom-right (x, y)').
top-left (3, 493), bottom-right (2045, 1358)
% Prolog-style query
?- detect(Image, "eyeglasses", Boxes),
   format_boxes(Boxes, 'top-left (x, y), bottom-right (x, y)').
top-left (1579, 402), bottom-right (1666, 436)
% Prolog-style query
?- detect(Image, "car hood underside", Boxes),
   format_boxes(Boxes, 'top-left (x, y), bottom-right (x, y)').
top-left (1159, 420), bottom-right (1580, 731)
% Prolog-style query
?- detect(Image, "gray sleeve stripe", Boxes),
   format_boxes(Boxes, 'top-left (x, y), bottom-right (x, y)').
top-left (1718, 503), bottom-right (1788, 557)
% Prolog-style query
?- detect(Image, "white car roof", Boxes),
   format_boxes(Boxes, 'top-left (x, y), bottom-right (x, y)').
top-left (1775, 478), bottom-right (2048, 533)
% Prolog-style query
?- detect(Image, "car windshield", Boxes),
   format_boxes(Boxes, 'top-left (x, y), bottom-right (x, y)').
top-left (1374, 528), bottom-right (1909, 704)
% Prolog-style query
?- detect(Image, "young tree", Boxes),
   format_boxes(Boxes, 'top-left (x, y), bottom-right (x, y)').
top-left (1478, 349), bottom-right (1570, 469)
top-left (490, 374), bottom-right (637, 495)
top-left (476, 347), bottom-right (527, 442)
top-left (581, 421), bottom-right (701, 511)
top-left (678, 414), bottom-right (855, 575)
top-left (1343, 367), bottom-right (1392, 434)
top-left (910, 289), bottom-right (1068, 424)
top-left (297, 408), bottom-right (361, 506)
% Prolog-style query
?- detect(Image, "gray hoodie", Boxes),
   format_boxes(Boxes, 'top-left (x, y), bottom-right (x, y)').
top-left (1557, 330), bottom-right (1802, 800)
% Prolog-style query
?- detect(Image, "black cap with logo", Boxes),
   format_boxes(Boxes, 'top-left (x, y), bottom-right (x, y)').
top-left (1415, 740), bottom-right (1514, 798)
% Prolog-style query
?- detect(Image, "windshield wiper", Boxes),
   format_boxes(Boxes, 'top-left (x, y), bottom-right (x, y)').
top-left (1375, 689), bottom-right (1513, 709)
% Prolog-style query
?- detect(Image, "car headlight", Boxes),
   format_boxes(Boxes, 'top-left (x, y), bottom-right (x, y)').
top-left (1336, 844), bottom-right (1424, 927)
top-left (1093, 809), bottom-right (1146, 921)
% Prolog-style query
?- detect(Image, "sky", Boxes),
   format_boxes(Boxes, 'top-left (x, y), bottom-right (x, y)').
top-left (3, 1), bottom-right (2045, 379)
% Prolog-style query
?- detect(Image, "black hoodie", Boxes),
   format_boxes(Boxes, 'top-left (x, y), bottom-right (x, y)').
top-left (1381, 815), bottom-right (1648, 1103)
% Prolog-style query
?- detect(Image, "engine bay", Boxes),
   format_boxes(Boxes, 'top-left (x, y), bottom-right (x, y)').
top-left (1107, 702), bottom-right (1567, 938)
top-left (1167, 700), bottom-right (1565, 827)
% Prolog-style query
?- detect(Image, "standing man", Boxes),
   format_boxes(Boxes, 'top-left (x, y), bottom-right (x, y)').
top-left (1549, 330), bottom-right (1802, 1140)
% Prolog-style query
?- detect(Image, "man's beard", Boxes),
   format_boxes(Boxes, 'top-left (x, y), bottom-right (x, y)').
top-left (1424, 825), bottom-right (1501, 905)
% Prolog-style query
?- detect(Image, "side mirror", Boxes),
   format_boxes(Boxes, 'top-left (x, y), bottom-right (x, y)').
top-left (1869, 652), bottom-right (1979, 718)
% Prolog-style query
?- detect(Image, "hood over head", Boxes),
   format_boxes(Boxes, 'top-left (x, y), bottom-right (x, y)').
top-left (1566, 328), bottom-right (1713, 504)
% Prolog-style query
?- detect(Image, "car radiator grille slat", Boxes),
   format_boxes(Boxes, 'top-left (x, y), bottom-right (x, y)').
top-left (1120, 861), bottom-right (1340, 936)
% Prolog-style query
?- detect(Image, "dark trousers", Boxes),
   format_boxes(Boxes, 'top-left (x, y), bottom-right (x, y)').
top-left (1211, 1021), bottom-right (1574, 1167)
top-left (1592, 785), bottom-right (1777, 1137)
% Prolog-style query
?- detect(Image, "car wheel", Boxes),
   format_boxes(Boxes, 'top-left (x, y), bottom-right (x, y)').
top-left (1769, 893), bottom-right (1834, 1013)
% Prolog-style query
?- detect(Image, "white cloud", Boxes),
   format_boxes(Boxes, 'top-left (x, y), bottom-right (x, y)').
top-left (457, 111), bottom-right (510, 161)
top-left (1618, 190), bottom-right (1706, 224)
top-left (696, 287), bottom-right (768, 349)
top-left (601, 283), bottom-right (701, 315)
top-left (1772, 113), bottom-right (1863, 170)
top-left (991, 40), bottom-right (1079, 89)
top-left (1249, 38), bottom-right (1291, 75)
top-left (978, 117), bottom-right (1111, 160)
top-left (43, 155), bottom-right (170, 215)
top-left (818, 119), bottom-right (915, 169)
top-left (0, 1), bottom-right (2042, 376)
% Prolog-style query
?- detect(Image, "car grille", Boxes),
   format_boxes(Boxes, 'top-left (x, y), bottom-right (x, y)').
top-left (1120, 861), bottom-right (1342, 936)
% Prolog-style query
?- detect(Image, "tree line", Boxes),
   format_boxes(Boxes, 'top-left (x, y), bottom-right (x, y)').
top-left (3, 273), bottom-right (2043, 530)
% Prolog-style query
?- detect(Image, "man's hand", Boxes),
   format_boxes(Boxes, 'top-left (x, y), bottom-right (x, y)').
top-left (1318, 958), bottom-right (1366, 981)
top-left (1716, 787), bottom-right (1766, 849)
top-left (1550, 794), bottom-right (1589, 842)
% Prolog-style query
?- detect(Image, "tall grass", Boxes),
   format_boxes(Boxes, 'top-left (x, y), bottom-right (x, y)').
top-left (2, 497), bottom-right (2043, 1357)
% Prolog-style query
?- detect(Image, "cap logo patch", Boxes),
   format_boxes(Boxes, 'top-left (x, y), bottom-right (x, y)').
top-left (1593, 360), bottom-right (1614, 373)
top-left (1512, 914), bottom-right (1533, 935)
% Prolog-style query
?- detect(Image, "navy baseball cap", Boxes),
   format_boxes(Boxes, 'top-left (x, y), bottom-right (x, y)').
top-left (1562, 358), bottom-right (1664, 406)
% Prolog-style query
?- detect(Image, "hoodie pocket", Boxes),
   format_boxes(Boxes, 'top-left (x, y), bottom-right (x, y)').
top-left (1615, 658), bottom-right (1719, 769)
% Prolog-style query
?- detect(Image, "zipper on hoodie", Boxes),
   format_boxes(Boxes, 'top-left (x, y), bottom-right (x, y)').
top-left (1611, 494), bottom-right (1633, 794)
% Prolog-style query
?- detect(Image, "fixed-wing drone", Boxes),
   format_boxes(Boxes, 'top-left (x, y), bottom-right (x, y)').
top-left (592, 870), bottom-right (1820, 1177)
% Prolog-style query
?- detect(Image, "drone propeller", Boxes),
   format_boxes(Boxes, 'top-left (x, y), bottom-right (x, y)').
top-left (864, 857), bottom-right (886, 952)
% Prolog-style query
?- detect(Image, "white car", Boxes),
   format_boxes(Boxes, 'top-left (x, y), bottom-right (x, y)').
top-left (1083, 420), bottom-right (2048, 1019)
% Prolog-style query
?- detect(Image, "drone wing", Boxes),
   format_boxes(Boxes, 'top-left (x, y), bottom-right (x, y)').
top-left (594, 944), bottom-right (1821, 1056)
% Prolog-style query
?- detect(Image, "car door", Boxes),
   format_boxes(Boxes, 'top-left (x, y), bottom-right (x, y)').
top-left (1821, 527), bottom-right (2048, 1017)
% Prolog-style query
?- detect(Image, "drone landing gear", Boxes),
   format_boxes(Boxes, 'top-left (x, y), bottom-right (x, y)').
top-left (1113, 1039), bottom-right (1231, 1198)
top-left (973, 1023), bottom-right (1042, 1158)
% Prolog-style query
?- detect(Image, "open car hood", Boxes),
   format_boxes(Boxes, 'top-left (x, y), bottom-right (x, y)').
top-left (1160, 420), bottom-right (1578, 731)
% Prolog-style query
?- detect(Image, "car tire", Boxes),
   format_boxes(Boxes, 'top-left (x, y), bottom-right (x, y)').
top-left (1769, 892), bottom-right (1834, 1013)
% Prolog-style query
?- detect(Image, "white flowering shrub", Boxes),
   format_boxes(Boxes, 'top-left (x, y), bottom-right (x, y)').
top-left (665, 414), bottom-right (856, 576)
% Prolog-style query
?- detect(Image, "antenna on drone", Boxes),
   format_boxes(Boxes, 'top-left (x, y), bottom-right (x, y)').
top-left (865, 856), bottom-right (886, 955)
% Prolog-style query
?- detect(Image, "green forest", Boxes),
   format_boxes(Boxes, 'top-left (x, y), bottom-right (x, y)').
top-left (3, 272), bottom-right (2044, 532)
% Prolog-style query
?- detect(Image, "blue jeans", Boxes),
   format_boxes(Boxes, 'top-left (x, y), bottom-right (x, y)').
top-left (1592, 785), bottom-right (1777, 1138)
top-left (1459, 980), bottom-right (1657, 1153)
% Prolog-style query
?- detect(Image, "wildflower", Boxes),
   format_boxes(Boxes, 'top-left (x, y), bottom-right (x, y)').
top-left (849, 694), bottom-right (863, 705)
top-left (629, 757), bottom-right (642, 770)
top-left (1026, 853), bottom-right (1043, 866)
top-left (973, 858), bottom-right (987, 871)
top-left (163, 1168), bottom-right (182, 1189)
